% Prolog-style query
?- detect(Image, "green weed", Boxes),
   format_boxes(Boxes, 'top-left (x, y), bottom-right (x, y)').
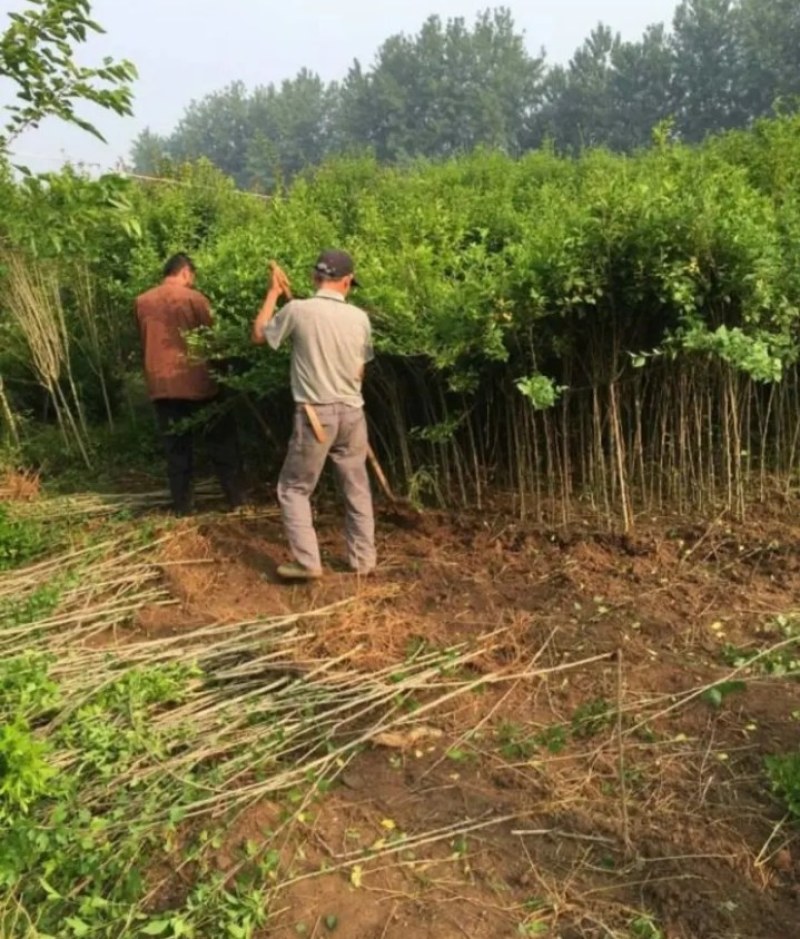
top-left (765, 752), bottom-right (800, 820)
top-left (497, 721), bottom-right (568, 759)
top-left (0, 656), bottom-right (245, 939)
top-left (0, 582), bottom-right (63, 629)
top-left (0, 504), bottom-right (56, 570)
top-left (722, 615), bottom-right (800, 678)
top-left (570, 699), bottom-right (615, 739)
top-left (497, 704), bottom-right (616, 762)
top-left (701, 680), bottom-right (748, 709)
top-left (0, 718), bottom-right (55, 817)
top-left (517, 898), bottom-right (552, 936)
top-left (630, 914), bottom-right (664, 939)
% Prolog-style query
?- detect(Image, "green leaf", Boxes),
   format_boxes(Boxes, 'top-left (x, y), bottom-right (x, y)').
top-left (65, 919), bottom-right (90, 938)
top-left (140, 921), bottom-right (172, 936)
top-left (701, 681), bottom-right (747, 709)
top-left (37, 876), bottom-right (62, 899)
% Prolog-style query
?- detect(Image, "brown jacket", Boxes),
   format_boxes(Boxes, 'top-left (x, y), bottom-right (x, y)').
top-left (135, 281), bottom-right (217, 401)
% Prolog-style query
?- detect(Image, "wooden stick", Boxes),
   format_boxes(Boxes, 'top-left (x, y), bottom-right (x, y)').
top-left (269, 260), bottom-right (293, 299)
top-left (616, 649), bottom-right (632, 856)
top-left (367, 444), bottom-right (398, 503)
top-left (303, 403), bottom-right (328, 444)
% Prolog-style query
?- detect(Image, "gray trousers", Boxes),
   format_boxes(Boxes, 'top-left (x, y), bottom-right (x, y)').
top-left (277, 403), bottom-right (376, 572)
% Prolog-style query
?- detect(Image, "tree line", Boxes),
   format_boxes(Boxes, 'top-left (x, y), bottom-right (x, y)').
top-left (132, 0), bottom-right (800, 189)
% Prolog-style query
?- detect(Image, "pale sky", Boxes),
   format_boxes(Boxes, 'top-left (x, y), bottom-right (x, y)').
top-left (2, 0), bottom-right (680, 173)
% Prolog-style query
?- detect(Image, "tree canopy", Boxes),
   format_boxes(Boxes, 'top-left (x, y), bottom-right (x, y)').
top-left (132, 0), bottom-right (800, 185)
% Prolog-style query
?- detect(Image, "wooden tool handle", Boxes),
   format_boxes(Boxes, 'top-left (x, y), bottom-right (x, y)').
top-left (367, 444), bottom-right (397, 503)
top-left (269, 260), bottom-right (294, 299)
top-left (303, 403), bottom-right (327, 444)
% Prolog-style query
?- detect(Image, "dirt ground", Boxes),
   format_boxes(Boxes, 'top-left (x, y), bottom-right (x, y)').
top-left (134, 497), bottom-right (800, 939)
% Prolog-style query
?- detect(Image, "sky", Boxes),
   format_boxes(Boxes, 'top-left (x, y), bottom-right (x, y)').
top-left (2, 0), bottom-right (680, 174)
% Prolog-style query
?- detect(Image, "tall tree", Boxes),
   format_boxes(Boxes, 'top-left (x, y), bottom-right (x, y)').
top-left (165, 81), bottom-right (253, 185)
top-left (670, 0), bottom-right (746, 141)
top-left (245, 70), bottom-right (339, 189)
top-left (533, 24), bottom-right (620, 153)
top-left (129, 128), bottom-right (168, 176)
top-left (337, 8), bottom-right (544, 161)
top-left (133, 72), bottom-right (336, 189)
top-left (534, 22), bottom-right (674, 154)
top-left (607, 24), bottom-right (674, 150)
top-left (737, 0), bottom-right (800, 117)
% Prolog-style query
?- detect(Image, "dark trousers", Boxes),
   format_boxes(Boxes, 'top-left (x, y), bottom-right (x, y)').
top-left (153, 397), bottom-right (244, 514)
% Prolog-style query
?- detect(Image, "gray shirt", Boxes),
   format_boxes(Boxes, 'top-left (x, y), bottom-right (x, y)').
top-left (264, 289), bottom-right (373, 408)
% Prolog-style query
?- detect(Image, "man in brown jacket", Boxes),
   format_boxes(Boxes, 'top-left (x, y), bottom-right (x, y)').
top-left (136, 253), bottom-right (243, 515)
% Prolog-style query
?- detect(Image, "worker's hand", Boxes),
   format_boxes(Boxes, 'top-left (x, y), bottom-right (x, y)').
top-left (268, 261), bottom-right (293, 299)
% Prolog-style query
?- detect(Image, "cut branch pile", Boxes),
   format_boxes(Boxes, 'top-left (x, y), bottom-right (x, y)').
top-left (0, 524), bottom-right (562, 935)
top-left (2, 480), bottom-right (277, 521)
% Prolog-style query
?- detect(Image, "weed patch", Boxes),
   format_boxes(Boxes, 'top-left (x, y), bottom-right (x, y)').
top-left (0, 503), bottom-right (56, 570)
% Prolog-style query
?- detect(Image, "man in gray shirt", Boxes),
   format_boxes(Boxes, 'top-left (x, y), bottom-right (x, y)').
top-left (251, 249), bottom-right (376, 580)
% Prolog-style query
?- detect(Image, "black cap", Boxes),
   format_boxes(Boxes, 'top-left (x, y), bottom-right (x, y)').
top-left (313, 249), bottom-right (360, 287)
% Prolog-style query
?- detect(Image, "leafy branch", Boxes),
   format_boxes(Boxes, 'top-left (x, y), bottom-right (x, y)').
top-left (0, 0), bottom-right (136, 154)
